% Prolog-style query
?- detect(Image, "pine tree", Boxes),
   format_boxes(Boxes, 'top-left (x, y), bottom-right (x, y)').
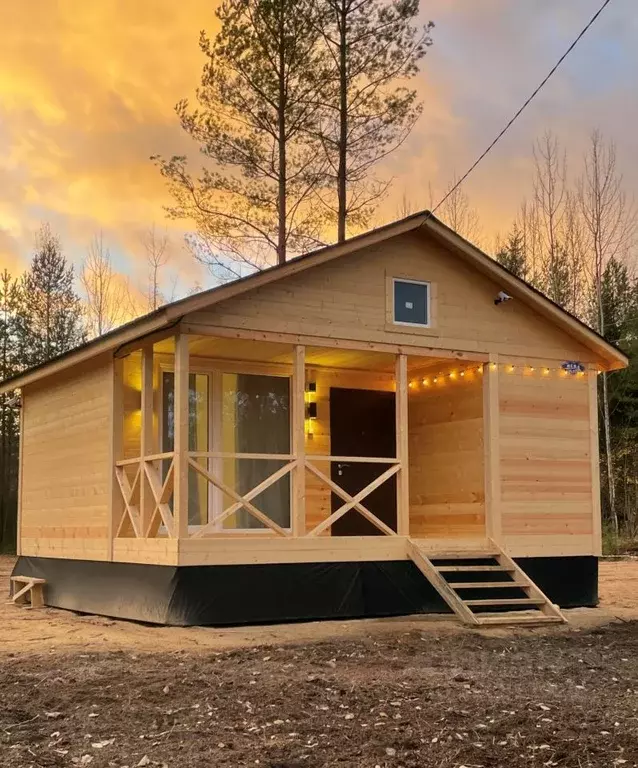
top-left (0, 270), bottom-right (21, 552)
top-left (597, 258), bottom-right (638, 541)
top-left (496, 226), bottom-right (528, 280)
top-left (16, 224), bottom-right (86, 367)
top-left (155, 0), bottom-right (329, 275)
top-left (315, 0), bottom-right (434, 240)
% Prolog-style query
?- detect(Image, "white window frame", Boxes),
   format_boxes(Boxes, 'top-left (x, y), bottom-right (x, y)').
top-left (392, 277), bottom-right (431, 328)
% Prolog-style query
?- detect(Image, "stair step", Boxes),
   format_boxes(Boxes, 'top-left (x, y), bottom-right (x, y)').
top-left (465, 598), bottom-right (545, 607)
top-left (437, 565), bottom-right (512, 573)
top-left (452, 581), bottom-right (528, 589)
top-left (428, 550), bottom-right (500, 559)
top-left (476, 613), bottom-right (564, 626)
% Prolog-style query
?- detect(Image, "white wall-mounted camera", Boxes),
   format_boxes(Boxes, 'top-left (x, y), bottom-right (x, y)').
top-left (494, 291), bottom-right (513, 306)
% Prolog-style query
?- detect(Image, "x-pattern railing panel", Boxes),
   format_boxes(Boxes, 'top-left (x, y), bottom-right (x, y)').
top-left (114, 463), bottom-right (142, 538)
top-left (143, 459), bottom-right (176, 538)
top-left (304, 457), bottom-right (401, 537)
top-left (115, 453), bottom-right (176, 539)
top-left (188, 455), bottom-right (295, 538)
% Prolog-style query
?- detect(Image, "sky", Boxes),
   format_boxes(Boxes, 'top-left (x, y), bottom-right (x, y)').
top-left (0, 0), bottom-right (636, 299)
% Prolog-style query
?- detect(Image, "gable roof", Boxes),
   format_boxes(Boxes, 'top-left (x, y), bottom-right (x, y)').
top-left (0, 210), bottom-right (627, 393)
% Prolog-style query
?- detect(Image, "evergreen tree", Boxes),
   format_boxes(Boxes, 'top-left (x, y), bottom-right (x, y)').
top-left (0, 270), bottom-right (21, 552)
top-left (16, 224), bottom-right (86, 367)
top-left (597, 259), bottom-right (638, 540)
top-left (315, 0), bottom-right (434, 240)
top-left (495, 225), bottom-right (528, 280)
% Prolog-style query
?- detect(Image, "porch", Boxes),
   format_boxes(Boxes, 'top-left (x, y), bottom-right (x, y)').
top-left (111, 330), bottom-right (494, 567)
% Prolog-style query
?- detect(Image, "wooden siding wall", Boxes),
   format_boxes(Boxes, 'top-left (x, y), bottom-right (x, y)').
top-left (20, 357), bottom-right (112, 560)
top-left (498, 368), bottom-right (595, 556)
top-left (408, 374), bottom-right (485, 538)
top-left (185, 232), bottom-right (597, 363)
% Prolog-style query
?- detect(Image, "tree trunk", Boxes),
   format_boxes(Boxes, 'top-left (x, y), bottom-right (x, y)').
top-left (596, 262), bottom-right (618, 541)
top-left (337, 0), bottom-right (348, 243)
top-left (276, 6), bottom-right (287, 265)
top-left (601, 371), bottom-right (618, 539)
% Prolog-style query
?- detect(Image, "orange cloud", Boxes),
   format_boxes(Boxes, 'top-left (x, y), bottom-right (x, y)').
top-left (0, 0), bottom-right (635, 292)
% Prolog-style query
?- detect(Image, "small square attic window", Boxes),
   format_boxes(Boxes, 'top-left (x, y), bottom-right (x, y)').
top-left (393, 278), bottom-right (430, 326)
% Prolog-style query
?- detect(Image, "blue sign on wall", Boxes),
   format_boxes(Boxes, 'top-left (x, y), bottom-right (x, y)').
top-left (561, 360), bottom-right (585, 374)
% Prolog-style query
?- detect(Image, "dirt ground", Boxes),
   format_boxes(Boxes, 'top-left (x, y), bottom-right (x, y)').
top-left (1, 557), bottom-right (638, 767)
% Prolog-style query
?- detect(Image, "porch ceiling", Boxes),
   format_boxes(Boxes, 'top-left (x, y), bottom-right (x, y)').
top-left (154, 334), bottom-right (452, 373)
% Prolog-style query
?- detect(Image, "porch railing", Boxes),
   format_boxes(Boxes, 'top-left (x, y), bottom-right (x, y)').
top-left (113, 451), bottom-right (400, 540)
top-left (112, 340), bottom-right (411, 542)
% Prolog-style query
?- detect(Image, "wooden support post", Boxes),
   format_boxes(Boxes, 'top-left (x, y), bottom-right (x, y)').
top-left (107, 357), bottom-right (124, 560)
top-left (483, 357), bottom-right (502, 542)
top-left (173, 332), bottom-right (190, 539)
top-left (140, 345), bottom-right (154, 536)
top-left (395, 354), bottom-right (409, 536)
top-left (210, 369), bottom-right (223, 525)
top-left (588, 367), bottom-right (602, 556)
top-left (291, 345), bottom-right (306, 536)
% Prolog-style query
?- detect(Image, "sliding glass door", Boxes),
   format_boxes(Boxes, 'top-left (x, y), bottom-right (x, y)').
top-left (161, 372), bottom-right (209, 526)
top-left (221, 372), bottom-right (291, 529)
top-left (160, 367), bottom-right (291, 531)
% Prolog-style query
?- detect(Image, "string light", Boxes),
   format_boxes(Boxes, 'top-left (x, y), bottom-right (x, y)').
top-left (408, 362), bottom-right (592, 390)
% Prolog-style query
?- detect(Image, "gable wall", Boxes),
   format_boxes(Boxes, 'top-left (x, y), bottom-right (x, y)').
top-left (186, 231), bottom-right (597, 363)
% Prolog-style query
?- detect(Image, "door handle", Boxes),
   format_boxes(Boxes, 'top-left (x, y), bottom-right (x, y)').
top-left (337, 462), bottom-right (350, 476)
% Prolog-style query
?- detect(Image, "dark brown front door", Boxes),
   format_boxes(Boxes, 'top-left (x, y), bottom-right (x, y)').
top-left (329, 387), bottom-right (397, 536)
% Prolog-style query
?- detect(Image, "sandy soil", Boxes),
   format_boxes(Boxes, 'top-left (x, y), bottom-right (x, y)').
top-left (1, 555), bottom-right (638, 655)
top-left (1, 557), bottom-right (638, 767)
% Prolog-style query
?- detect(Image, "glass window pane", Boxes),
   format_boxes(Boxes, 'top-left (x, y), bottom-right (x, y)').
top-left (394, 280), bottom-right (428, 325)
top-left (161, 372), bottom-right (209, 526)
top-left (221, 373), bottom-right (291, 529)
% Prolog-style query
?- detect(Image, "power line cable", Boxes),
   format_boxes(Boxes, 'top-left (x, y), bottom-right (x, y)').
top-left (431, 0), bottom-right (614, 216)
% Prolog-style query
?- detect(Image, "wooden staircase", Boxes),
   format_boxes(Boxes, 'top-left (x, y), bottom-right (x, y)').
top-left (406, 539), bottom-right (566, 627)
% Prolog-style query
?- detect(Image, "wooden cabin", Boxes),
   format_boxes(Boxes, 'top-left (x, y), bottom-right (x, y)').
top-left (3, 212), bottom-right (628, 627)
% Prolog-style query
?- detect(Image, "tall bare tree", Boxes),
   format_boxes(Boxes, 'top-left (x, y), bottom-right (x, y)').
top-left (533, 132), bottom-right (570, 305)
top-left (431, 175), bottom-right (482, 244)
top-left (155, 0), bottom-right (329, 275)
top-left (143, 225), bottom-right (170, 312)
top-left (80, 233), bottom-right (127, 338)
top-left (578, 130), bottom-right (636, 538)
top-left (314, 0), bottom-right (434, 241)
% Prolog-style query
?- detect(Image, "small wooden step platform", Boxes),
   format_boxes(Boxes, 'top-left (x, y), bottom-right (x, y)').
top-left (10, 576), bottom-right (46, 608)
top-left (406, 539), bottom-right (566, 627)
